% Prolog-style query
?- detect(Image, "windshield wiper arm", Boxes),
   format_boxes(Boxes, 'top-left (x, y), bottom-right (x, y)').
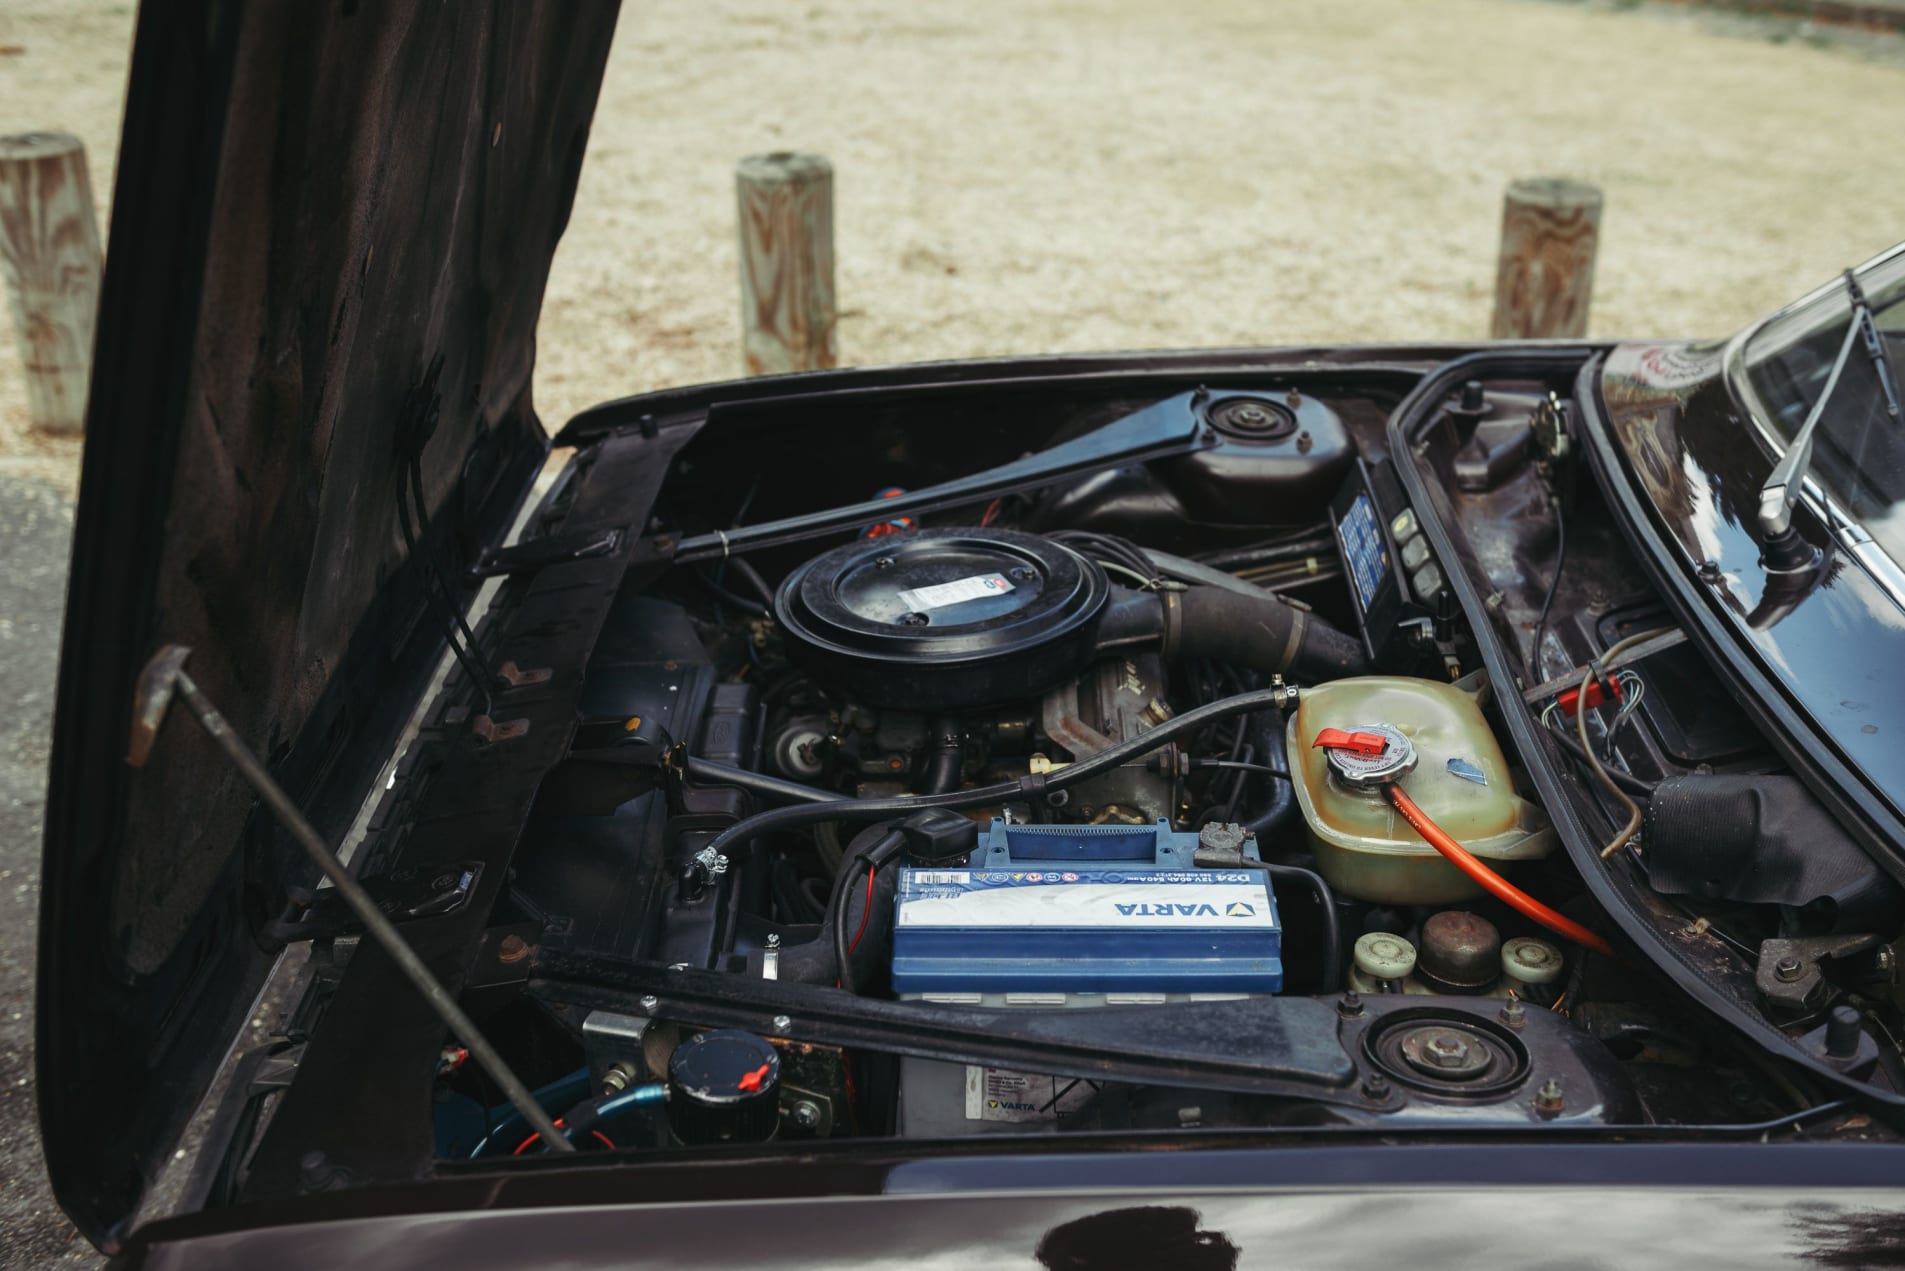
top-left (1757, 270), bottom-right (1901, 552)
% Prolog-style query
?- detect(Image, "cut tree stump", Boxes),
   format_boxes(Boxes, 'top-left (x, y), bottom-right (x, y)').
top-left (1490, 178), bottom-right (1602, 340)
top-left (0, 132), bottom-right (103, 434)
top-left (736, 152), bottom-right (836, 376)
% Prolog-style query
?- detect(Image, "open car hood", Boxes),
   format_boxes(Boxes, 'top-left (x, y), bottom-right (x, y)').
top-left (38, 2), bottom-right (618, 1246)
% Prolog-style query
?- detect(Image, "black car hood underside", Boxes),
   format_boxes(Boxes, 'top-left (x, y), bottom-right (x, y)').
top-left (38, 1), bottom-right (618, 1247)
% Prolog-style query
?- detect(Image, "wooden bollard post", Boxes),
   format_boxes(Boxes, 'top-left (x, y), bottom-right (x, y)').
top-left (736, 152), bottom-right (836, 376)
top-left (0, 132), bottom-right (103, 434)
top-left (1489, 178), bottom-right (1602, 340)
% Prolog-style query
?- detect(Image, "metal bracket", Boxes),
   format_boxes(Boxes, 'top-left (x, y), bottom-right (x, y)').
top-left (466, 527), bottom-right (624, 580)
top-left (1755, 933), bottom-right (1881, 1017)
top-left (264, 862), bottom-right (486, 946)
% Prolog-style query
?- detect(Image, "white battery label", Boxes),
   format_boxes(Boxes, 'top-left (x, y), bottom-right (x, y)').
top-left (895, 573), bottom-right (1014, 612)
top-left (964, 1066), bottom-right (1097, 1123)
top-left (897, 878), bottom-right (1275, 930)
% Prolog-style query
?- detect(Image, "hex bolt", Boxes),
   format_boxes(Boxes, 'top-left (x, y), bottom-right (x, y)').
top-left (1362, 1071), bottom-right (1390, 1100)
top-left (496, 934), bottom-right (530, 964)
top-left (772, 1014), bottom-right (793, 1033)
top-left (1775, 956), bottom-right (1805, 984)
top-left (1422, 1033), bottom-right (1473, 1069)
top-left (898, 611), bottom-right (931, 627)
top-left (875, 556), bottom-right (895, 569)
top-left (1337, 990), bottom-right (1365, 1019)
top-left (790, 1100), bottom-right (823, 1130)
top-left (1499, 998), bottom-right (1527, 1029)
top-left (1535, 1077), bottom-right (1565, 1115)
top-left (639, 995), bottom-right (660, 1013)
top-left (600, 1063), bottom-right (635, 1096)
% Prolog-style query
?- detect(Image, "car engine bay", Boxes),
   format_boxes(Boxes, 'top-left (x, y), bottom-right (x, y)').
top-left (223, 355), bottom-right (1905, 1189)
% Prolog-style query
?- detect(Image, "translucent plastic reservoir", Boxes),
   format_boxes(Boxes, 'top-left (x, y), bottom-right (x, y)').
top-left (1288, 676), bottom-right (1555, 905)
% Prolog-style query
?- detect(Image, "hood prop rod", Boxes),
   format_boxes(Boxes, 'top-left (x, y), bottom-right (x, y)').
top-left (128, 644), bottom-right (574, 1153)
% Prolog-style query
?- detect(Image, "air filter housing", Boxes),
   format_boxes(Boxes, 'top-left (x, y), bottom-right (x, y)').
top-left (774, 527), bottom-right (1109, 709)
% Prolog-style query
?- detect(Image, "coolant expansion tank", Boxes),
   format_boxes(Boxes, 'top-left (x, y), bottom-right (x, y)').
top-left (1288, 676), bottom-right (1554, 905)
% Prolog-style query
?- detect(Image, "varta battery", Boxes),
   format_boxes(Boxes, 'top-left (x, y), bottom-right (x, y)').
top-left (891, 820), bottom-right (1283, 995)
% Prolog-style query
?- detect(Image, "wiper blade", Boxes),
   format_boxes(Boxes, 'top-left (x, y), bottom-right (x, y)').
top-left (1847, 269), bottom-right (1904, 427)
top-left (1757, 270), bottom-right (1901, 542)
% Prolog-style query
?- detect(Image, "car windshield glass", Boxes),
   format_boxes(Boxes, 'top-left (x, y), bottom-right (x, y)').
top-left (1743, 249), bottom-right (1905, 557)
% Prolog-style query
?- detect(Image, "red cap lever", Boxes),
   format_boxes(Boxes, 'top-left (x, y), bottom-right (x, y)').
top-left (1312, 728), bottom-right (1390, 756)
top-left (736, 1061), bottom-right (774, 1093)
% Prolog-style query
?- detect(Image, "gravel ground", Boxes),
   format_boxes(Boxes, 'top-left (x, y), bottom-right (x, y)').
top-left (0, 479), bottom-right (92, 1267)
top-left (0, 1), bottom-right (1903, 1265)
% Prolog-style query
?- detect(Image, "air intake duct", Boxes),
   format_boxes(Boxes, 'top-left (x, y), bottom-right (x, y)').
top-left (1096, 582), bottom-right (1368, 681)
top-left (775, 527), bottom-right (1365, 710)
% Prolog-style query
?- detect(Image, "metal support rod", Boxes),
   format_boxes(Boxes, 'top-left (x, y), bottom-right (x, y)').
top-left (1519, 628), bottom-right (1686, 704)
top-left (131, 647), bottom-right (574, 1152)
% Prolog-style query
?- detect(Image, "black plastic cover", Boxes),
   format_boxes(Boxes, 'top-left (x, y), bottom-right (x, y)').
top-left (1644, 774), bottom-right (1903, 931)
top-left (775, 528), bottom-right (1109, 709)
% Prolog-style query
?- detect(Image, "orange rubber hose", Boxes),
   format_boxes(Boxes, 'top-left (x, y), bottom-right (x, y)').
top-left (1387, 783), bottom-right (1615, 958)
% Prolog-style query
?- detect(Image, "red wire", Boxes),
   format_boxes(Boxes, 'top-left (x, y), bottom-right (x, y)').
top-left (513, 1122), bottom-right (616, 1154)
top-left (979, 498), bottom-right (1002, 528)
top-left (1386, 783), bottom-right (1616, 958)
top-left (847, 866), bottom-right (876, 955)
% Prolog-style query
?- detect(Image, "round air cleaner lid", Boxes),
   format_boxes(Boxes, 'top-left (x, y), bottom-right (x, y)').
top-left (774, 527), bottom-right (1109, 709)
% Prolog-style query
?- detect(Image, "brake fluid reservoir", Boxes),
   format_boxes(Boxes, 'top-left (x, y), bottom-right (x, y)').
top-left (1288, 676), bottom-right (1555, 905)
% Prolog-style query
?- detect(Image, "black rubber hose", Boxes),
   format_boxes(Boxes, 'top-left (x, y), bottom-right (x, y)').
top-left (1172, 585), bottom-right (1366, 679)
top-left (685, 757), bottom-right (845, 805)
top-left (728, 557), bottom-right (780, 609)
top-left (919, 720), bottom-right (964, 795)
top-left (700, 683), bottom-right (1295, 858)
top-left (830, 827), bottom-right (905, 995)
top-left (1242, 708), bottom-right (1297, 838)
top-left (694, 569), bottom-right (769, 617)
top-left (1093, 586), bottom-right (1367, 680)
top-left (1247, 861), bottom-right (1341, 993)
top-left (832, 855), bottom-right (871, 995)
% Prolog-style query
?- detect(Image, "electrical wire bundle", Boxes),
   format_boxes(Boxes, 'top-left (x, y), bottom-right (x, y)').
top-left (1046, 529), bottom-right (1170, 590)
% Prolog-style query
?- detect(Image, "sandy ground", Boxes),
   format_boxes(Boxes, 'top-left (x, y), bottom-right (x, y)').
top-left (537, 0), bottom-right (1905, 433)
top-left (0, 0), bottom-right (1904, 1264)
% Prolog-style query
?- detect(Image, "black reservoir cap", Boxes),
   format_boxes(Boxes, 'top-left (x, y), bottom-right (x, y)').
top-left (666, 1029), bottom-right (782, 1144)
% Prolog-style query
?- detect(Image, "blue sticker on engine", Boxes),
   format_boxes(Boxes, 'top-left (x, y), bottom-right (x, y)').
top-left (1337, 492), bottom-right (1389, 612)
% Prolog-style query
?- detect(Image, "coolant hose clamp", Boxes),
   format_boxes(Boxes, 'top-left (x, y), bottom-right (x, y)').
top-left (1313, 722), bottom-right (1416, 787)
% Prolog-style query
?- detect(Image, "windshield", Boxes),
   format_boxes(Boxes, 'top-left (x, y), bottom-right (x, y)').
top-left (1741, 246), bottom-right (1905, 557)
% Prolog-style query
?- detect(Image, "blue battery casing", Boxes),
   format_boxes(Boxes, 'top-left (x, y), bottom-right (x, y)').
top-left (891, 820), bottom-right (1283, 995)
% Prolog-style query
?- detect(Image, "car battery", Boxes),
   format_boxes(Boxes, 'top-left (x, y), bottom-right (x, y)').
top-left (892, 820), bottom-right (1282, 1136)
